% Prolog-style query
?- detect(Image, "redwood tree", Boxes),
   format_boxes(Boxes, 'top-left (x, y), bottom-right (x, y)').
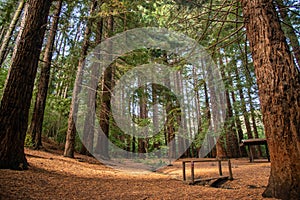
top-left (241, 0), bottom-right (300, 199)
top-left (64, 0), bottom-right (98, 158)
top-left (28, 0), bottom-right (63, 149)
top-left (0, 0), bottom-right (51, 169)
top-left (94, 15), bottom-right (114, 159)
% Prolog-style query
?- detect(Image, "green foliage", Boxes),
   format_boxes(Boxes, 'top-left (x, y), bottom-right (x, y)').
top-left (0, 0), bottom-right (19, 27)
top-left (109, 118), bottom-right (128, 151)
top-left (0, 66), bottom-right (8, 99)
top-left (193, 117), bottom-right (210, 148)
top-left (98, 0), bottom-right (126, 17)
top-left (42, 94), bottom-right (70, 144)
top-left (24, 134), bottom-right (34, 148)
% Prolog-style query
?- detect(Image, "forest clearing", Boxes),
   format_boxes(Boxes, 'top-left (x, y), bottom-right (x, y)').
top-left (0, 139), bottom-right (275, 200)
top-left (0, 0), bottom-right (299, 199)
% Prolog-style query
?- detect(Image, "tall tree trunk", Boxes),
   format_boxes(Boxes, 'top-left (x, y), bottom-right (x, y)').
top-left (64, 0), bottom-right (97, 158)
top-left (191, 65), bottom-right (202, 158)
top-left (228, 70), bottom-right (248, 157)
top-left (138, 85), bottom-right (147, 158)
top-left (0, 0), bottom-right (51, 170)
top-left (241, 0), bottom-right (300, 199)
top-left (80, 16), bottom-right (104, 156)
top-left (95, 15), bottom-right (114, 159)
top-left (11, 2), bottom-right (28, 63)
top-left (203, 81), bottom-right (216, 158)
top-left (220, 55), bottom-right (240, 158)
top-left (247, 86), bottom-right (263, 157)
top-left (0, 27), bottom-right (5, 44)
top-left (0, 26), bottom-right (8, 52)
top-left (275, 0), bottom-right (300, 68)
top-left (152, 82), bottom-right (160, 155)
top-left (28, 0), bottom-right (63, 149)
top-left (176, 70), bottom-right (188, 158)
top-left (231, 89), bottom-right (248, 157)
top-left (208, 65), bottom-right (226, 158)
top-left (0, 0), bottom-right (25, 67)
top-left (165, 101), bottom-right (176, 159)
top-left (224, 86), bottom-right (240, 158)
top-left (234, 65), bottom-right (253, 140)
top-left (234, 63), bottom-right (257, 158)
top-left (164, 70), bottom-right (176, 159)
top-left (241, 40), bottom-right (264, 158)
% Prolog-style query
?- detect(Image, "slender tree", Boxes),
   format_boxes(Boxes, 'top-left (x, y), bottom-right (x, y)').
top-left (0, 0), bottom-right (25, 67)
top-left (208, 66), bottom-right (226, 158)
top-left (0, 0), bottom-right (51, 169)
top-left (247, 86), bottom-right (263, 157)
top-left (241, 0), bottom-right (300, 199)
top-left (81, 16), bottom-right (104, 155)
top-left (0, 28), bottom-right (5, 44)
top-left (64, 0), bottom-right (98, 158)
top-left (138, 84), bottom-right (148, 158)
top-left (201, 80), bottom-right (216, 158)
top-left (94, 15), bottom-right (114, 159)
top-left (234, 62), bottom-right (258, 158)
top-left (28, 0), bottom-right (63, 149)
top-left (231, 86), bottom-right (248, 157)
top-left (227, 67), bottom-right (248, 157)
top-left (220, 54), bottom-right (240, 158)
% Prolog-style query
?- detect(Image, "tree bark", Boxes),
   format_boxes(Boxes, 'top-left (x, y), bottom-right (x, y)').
top-left (241, 0), bottom-right (300, 199)
top-left (228, 71), bottom-right (248, 157)
top-left (152, 82), bottom-right (160, 153)
top-left (138, 85), bottom-right (148, 158)
top-left (0, 0), bottom-right (25, 67)
top-left (64, 0), bottom-right (97, 158)
top-left (190, 65), bottom-right (201, 158)
top-left (234, 63), bottom-right (257, 158)
top-left (208, 63), bottom-right (226, 159)
top-left (203, 81), bottom-right (216, 158)
top-left (95, 15), bottom-right (114, 160)
top-left (220, 55), bottom-right (240, 158)
top-left (0, 0), bottom-right (51, 169)
top-left (231, 89), bottom-right (248, 157)
top-left (247, 86), bottom-right (263, 157)
top-left (165, 94), bottom-right (176, 159)
top-left (234, 65), bottom-right (253, 140)
top-left (28, 0), bottom-right (63, 149)
top-left (80, 14), bottom-right (104, 156)
top-left (163, 65), bottom-right (177, 159)
top-left (0, 27), bottom-right (5, 44)
top-left (275, 0), bottom-right (300, 68)
top-left (224, 86), bottom-right (240, 158)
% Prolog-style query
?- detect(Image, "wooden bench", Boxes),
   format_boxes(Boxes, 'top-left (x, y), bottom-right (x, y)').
top-left (240, 138), bottom-right (270, 162)
top-left (182, 158), bottom-right (233, 185)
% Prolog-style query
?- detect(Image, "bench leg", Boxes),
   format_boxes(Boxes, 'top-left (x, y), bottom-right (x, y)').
top-left (218, 160), bottom-right (222, 176)
top-left (228, 159), bottom-right (233, 180)
top-left (248, 145), bottom-right (254, 162)
top-left (191, 161), bottom-right (194, 184)
top-left (182, 162), bottom-right (186, 181)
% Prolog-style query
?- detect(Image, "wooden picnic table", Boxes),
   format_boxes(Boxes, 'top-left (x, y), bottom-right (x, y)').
top-left (240, 138), bottom-right (270, 162)
top-left (182, 158), bottom-right (233, 185)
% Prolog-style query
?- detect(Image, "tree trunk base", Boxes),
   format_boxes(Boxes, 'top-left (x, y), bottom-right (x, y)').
top-left (0, 159), bottom-right (29, 170)
top-left (262, 186), bottom-right (272, 198)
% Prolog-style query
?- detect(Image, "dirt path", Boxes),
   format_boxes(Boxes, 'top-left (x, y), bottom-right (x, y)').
top-left (0, 146), bottom-right (276, 200)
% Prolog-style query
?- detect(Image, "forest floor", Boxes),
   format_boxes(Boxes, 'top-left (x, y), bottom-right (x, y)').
top-left (0, 139), bottom-right (277, 200)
